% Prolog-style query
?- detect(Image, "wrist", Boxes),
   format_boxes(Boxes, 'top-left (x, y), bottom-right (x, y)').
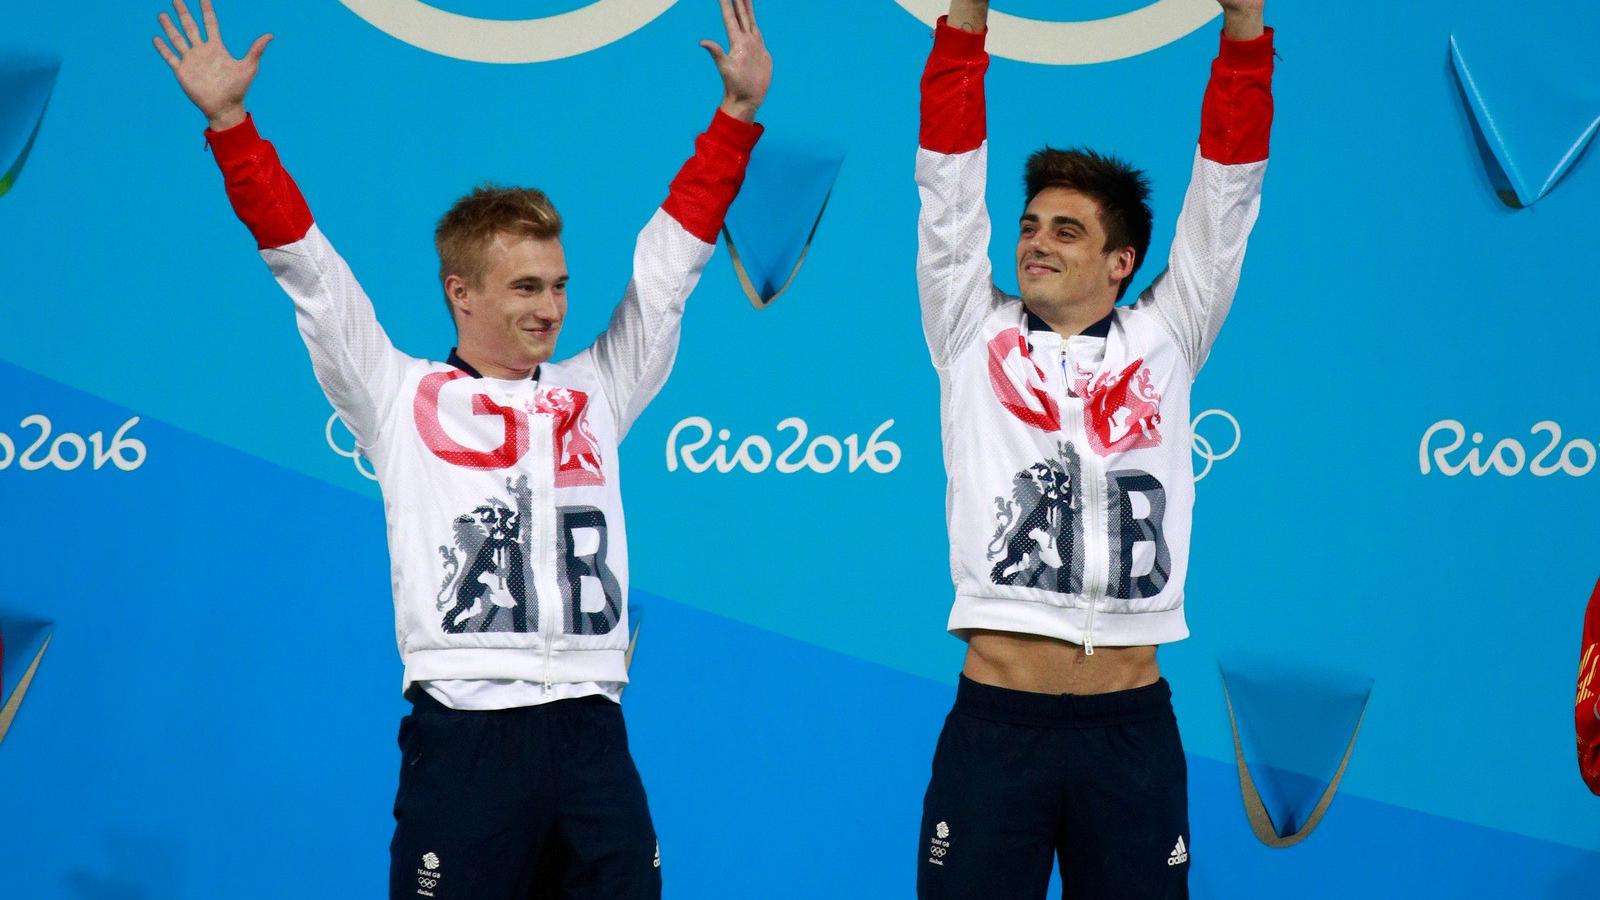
top-left (948, 1), bottom-right (988, 33)
top-left (718, 96), bottom-right (759, 124)
top-left (1222, 10), bottom-right (1265, 41)
top-left (207, 104), bottom-right (247, 132)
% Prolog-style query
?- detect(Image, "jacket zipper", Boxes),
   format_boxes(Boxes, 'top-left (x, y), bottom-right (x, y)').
top-left (529, 381), bottom-right (557, 695)
top-left (1060, 346), bottom-right (1104, 655)
top-left (541, 463), bottom-right (555, 694)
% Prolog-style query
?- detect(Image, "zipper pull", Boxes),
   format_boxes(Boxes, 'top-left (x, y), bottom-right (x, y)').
top-left (1084, 633), bottom-right (1095, 656)
top-left (543, 672), bottom-right (552, 695)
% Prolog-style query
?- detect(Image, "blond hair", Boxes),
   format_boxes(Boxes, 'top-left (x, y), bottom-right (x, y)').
top-left (434, 185), bottom-right (563, 313)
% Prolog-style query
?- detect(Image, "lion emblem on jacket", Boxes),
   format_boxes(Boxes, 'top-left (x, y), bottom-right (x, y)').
top-left (988, 443), bottom-right (1084, 594)
top-left (536, 386), bottom-right (605, 488)
top-left (436, 475), bottom-right (538, 633)
top-left (1072, 358), bottom-right (1163, 456)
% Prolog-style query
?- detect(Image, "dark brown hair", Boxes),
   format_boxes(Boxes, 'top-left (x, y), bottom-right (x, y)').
top-left (1024, 148), bottom-right (1153, 300)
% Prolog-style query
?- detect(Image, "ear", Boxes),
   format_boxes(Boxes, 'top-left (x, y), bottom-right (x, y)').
top-left (444, 273), bottom-right (471, 318)
top-left (1109, 246), bottom-right (1137, 283)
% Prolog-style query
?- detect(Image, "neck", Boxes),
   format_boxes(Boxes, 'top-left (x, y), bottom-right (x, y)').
top-left (455, 345), bottom-right (537, 380)
top-left (1026, 296), bottom-right (1115, 338)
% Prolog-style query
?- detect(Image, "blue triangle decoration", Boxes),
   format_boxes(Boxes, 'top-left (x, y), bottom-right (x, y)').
top-left (625, 598), bottom-right (644, 676)
top-left (0, 617), bottom-right (53, 745)
top-left (1449, 31), bottom-right (1600, 207)
top-left (0, 50), bottom-right (61, 198)
top-left (1220, 656), bottom-right (1373, 846)
top-left (723, 137), bottom-right (845, 308)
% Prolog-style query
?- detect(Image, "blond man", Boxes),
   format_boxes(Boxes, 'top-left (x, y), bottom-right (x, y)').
top-left (152, 1), bottom-right (770, 896)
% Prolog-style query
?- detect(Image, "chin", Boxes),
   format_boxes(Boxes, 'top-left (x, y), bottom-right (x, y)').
top-left (524, 341), bottom-right (557, 366)
top-left (1018, 285), bottom-right (1058, 309)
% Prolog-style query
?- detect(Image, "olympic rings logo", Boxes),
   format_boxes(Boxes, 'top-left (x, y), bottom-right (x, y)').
top-left (1191, 408), bottom-right (1241, 483)
top-left (327, 412), bottom-right (377, 481)
top-left (337, 0), bottom-right (1218, 65)
top-left (418, 876), bottom-right (438, 889)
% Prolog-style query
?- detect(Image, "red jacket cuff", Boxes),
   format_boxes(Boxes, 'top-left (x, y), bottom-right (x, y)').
top-left (920, 17), bottom-right (989, 154)
top-left (933, 15), bottom-right (987, 58)
top-left (204, 113), bottom-right (266, 161)
top-left (661, 109), bottom-right (764, 244)
top-left (1200, 26), bottom-right (1275, 165)
top-left (204, 114), bottom-right (314, 250)
top-left (705, 108), bottom-right (764, 156)
top-left (1219, 26), bottom-right (1275, 68)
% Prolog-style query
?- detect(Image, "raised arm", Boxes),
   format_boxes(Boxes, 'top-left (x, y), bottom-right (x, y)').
top-left (584, 0), bottom-right (767, 439)
top-left (1134, 0), bottom-right (1274, 377)
top-left (915, 2), bottom-right (1007, 369)
top-left (153, 0), bottom-right (403, 446)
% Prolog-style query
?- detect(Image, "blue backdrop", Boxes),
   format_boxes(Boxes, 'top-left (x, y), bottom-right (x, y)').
top-left (3, 1), bottom-right (1598, 896)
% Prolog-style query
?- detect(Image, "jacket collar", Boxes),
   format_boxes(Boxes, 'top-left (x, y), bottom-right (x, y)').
top-left (447, 348), bottom-right (540, 382)
top-left (1026, 308), bottom-right (1113, 339)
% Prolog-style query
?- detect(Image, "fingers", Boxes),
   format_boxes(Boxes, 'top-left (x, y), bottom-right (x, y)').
top-left (173, 0), bottom-right (204, 44)
top-left (740, 0), bottom-right (758, 33)
top-left (200, 0), bottom-right (221, 42)
top-left (152, 36), bottom-right (181, 70)
top-left (158, 12), bottom-right (190, 55)
top-left (717, 0), bottom-right (740, 38)
top-left (245, 33), bottom-right (273, 65)
top-left (699, 39), bottom-right (727, 66)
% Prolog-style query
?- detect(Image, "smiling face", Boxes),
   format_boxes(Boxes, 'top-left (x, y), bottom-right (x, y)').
top-left (447, 232), bottom-right (568, 376)
top-left (1016, 187), bottom-right (1135, 324)
top-left (1016, 148), bottom-right (1154, 332)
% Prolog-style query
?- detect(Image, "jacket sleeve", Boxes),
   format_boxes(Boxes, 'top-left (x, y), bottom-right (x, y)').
top-left (916, 17), bottom-right (1009, 369)
top-left (581, 109), bottom-right (762, 441)
top-left (1133, 28), bottom-right (1275, 378)
top-left (1579, 579), bottom-right (1600, 795)
top-left (206, 115), bottom-right (406, 448)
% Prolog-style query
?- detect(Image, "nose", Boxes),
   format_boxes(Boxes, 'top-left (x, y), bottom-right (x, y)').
top-left (533, 292), bottom-right (561, 322)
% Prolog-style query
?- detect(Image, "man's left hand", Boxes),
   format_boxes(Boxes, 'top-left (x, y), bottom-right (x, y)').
top-left (701, 0), bottom-right (771, 123)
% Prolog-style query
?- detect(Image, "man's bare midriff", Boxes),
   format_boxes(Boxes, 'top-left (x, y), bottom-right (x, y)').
top-left (963, 629), bottom-right (1160, 695)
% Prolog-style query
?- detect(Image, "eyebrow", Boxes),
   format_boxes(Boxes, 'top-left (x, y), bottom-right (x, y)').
top-left (1021, 214), bottom-right (1087, 231)
top-left (509, 275), bottom-right (570, 287)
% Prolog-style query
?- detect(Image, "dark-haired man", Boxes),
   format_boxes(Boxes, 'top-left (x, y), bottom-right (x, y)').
top-left (152, 0), bottom-right (770, 897)
top-left (913, 1), bottom-right (1273, 896)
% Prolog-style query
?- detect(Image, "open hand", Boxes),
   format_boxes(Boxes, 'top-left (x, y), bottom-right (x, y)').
top-left (151, 0), bottom-right (271, 130)
top-left (700, 0), bottom-right (771, 123)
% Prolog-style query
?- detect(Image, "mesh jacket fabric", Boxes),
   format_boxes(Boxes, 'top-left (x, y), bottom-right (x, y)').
top-left (916, 19), bottom-right (1273, 650)
top-left (206, 112), bottom-right (760, 694)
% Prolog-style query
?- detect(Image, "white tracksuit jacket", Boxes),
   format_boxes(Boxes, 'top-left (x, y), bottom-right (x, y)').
top-left (916, 20), bottom-right (1275, 651)
top-left (205, 111), bottom-right (761, 693)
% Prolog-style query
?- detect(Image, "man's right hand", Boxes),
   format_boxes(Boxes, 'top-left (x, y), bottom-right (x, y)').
top-left (152, 0), bottom-right (271, 131)
top-left (947, 0), bottom-right (988, 34)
